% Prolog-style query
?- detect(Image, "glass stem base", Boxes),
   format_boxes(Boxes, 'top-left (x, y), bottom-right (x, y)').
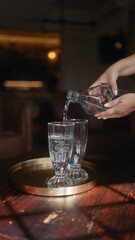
top-left (47, 175), bottom-right (73, 188)
top-left (67, 164), bottom-right (88, 181)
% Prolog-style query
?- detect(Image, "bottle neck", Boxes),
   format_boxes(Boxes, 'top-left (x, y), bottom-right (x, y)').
top-left (66, 90), bottom-right (80, 102)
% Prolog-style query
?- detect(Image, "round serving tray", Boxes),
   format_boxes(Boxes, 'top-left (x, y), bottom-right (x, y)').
top-left (8, 157), bottom-right (100, 197)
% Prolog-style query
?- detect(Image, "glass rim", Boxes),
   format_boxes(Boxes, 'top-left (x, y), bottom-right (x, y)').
top-left (66, 119), bottom-right (88, 123)
top-left (48, 121), bottom-right (75, 126)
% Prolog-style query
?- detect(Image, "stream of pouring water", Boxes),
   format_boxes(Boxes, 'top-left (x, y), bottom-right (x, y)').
top-left (63, 100), bottom-right (70, 121)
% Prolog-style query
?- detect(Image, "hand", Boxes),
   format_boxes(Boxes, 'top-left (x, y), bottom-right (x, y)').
top-left (90, 54), bottom-right (135, 96)
top-left (94, 93), bottom-right (135, 119)
top-left (90, 65), bottom-right (118, 95)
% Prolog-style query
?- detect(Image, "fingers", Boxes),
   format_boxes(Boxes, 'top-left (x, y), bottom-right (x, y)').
top-left (90, 77), bottom-right (118, 96)
top-left (95, 107), bottom-right (116, 119)
top-left (90, 66), bottom-right (119, 95)
top-left (95, 98), bottom-right (120, 119)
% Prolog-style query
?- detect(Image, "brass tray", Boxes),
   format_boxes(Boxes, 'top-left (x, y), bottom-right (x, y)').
top-left (8, 157), bottom-right (100, 197)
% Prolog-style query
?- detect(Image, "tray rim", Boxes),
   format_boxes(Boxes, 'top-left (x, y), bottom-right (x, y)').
top-left (8, 157), bottom-right (100, 197)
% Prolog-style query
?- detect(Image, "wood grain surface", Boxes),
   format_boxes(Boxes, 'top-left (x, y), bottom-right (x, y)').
top-left (0, 152), bottom-right (135, 240)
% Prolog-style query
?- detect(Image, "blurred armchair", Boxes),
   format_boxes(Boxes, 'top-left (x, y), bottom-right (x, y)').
top-left (0, 90), bottom-right (39, 159)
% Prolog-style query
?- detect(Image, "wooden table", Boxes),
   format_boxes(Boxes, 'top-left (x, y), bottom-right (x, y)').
top-left (0, 152), bottom-right (135, 240)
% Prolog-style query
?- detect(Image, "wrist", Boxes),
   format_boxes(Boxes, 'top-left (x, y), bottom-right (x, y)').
top-left (127, 93), bottom-right (135, 112)
top-left (117, 54), bottom-right (135, 77)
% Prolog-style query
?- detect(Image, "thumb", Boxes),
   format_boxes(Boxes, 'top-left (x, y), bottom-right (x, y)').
top-left (109, 71), bottom-right (118, 95)
top-left (110, 81), bottom-right (118, 96)
top-left (104, 97), bottom-right (119, 108)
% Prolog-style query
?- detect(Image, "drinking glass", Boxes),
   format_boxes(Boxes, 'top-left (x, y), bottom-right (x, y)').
top-left (47, 122), bottom-right (75, 188)
top-left (67, 119), bottom-right (88, 181)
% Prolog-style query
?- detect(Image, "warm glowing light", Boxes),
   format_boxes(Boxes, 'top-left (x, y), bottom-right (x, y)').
top-left (0, 31), bottom-right (61, 48)
top-left (4, 80), bottom-right (44, 90)
top-left (114, 41), bottom-right (122, 49)
top-left (48, 51), bottom-right (56, 60)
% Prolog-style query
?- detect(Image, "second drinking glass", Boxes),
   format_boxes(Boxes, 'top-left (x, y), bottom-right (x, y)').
top-left (67, 119), bottom-right (88, 181)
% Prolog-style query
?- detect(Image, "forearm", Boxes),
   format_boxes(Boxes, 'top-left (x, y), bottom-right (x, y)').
top-left (114, 54), bottom-right (135, 77)
top-left (90, 54), bottom-right (135, 92)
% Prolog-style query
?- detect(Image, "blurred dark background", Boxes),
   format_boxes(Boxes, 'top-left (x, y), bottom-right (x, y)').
top-left (1, 0), bottom-right (135, 160)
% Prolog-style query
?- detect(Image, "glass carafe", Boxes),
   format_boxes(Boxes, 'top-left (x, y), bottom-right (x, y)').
top-left (66, 84), bottom-right (126, 115)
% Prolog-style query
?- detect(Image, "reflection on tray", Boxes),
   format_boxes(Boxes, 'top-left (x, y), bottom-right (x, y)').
top-left (8, 157), bottom-right (100, 196)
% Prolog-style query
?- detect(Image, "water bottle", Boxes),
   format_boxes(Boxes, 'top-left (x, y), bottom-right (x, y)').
top-left (66, 84), bottom-right (125, 115)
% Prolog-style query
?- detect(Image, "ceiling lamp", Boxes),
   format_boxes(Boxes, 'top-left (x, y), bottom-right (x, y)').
top-left (47, 51), bottom-right (57, 60)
